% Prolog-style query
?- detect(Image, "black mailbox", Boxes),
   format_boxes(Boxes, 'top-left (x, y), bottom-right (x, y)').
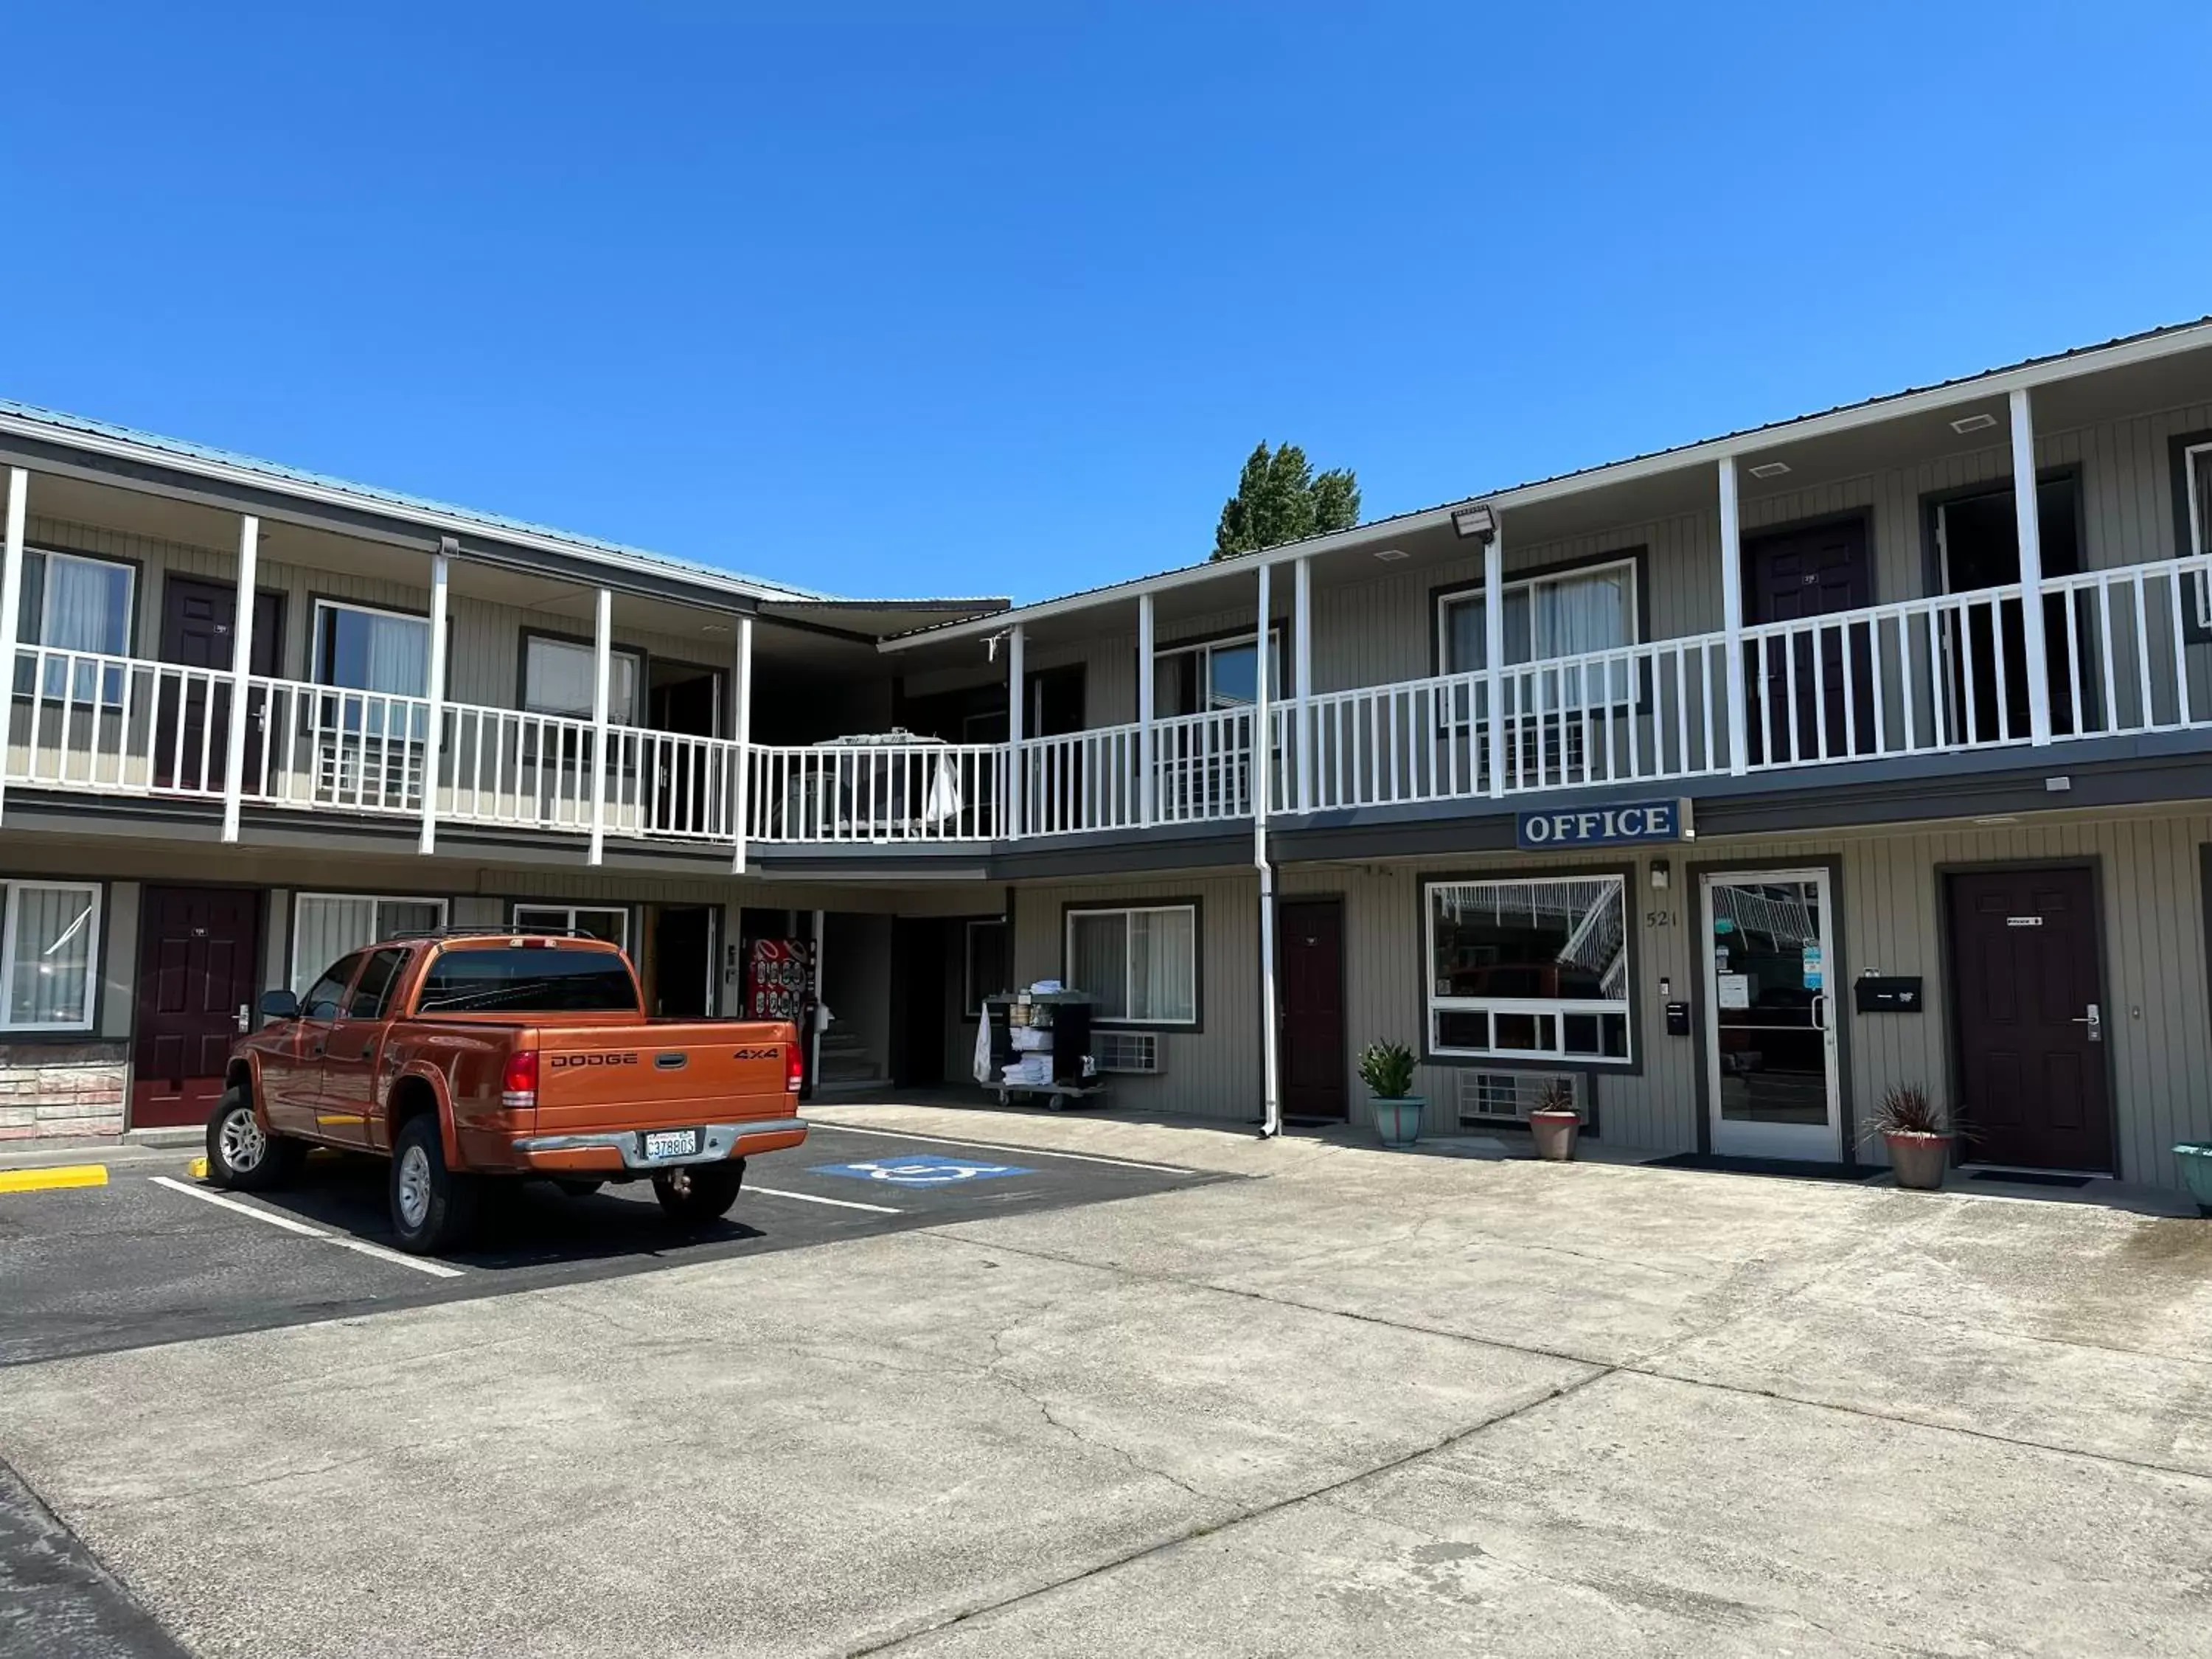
top-left (1854, 975), bottom-right (1924, 1014)
top-left (1664, 1001), bottom-right (1691, 1036)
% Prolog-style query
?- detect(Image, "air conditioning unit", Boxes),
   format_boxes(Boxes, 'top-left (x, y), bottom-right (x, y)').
top-left (1455, 1070), bottom-right (1584, 1129)
top-left (1093, 1030), bottom-right (1161, 1074)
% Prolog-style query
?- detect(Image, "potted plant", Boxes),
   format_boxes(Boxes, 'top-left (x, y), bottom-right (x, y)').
top-left (1528, 1079), bottom-right (1580, 1161)
top-left (1357, 1042), bottom-right (1425, 1148)
top-left (1869, 1083), bottom-right (1951, 1190)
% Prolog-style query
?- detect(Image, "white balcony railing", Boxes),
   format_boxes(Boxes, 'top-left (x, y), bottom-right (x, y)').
top-left (7, 552), bottom-right (2211, 852)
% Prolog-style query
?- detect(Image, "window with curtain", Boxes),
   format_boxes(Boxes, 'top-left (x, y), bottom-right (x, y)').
top-left (15, 550), bottom-right (134, 704)
top-left (512, 904), bottom-right (629, 949)
top-left (1065, 903), bottom-right (1197, 1025)
top-left (291, 894), bottom-right (448, 993)
top-left (1426, 876), bottom-right (1630, 1064)
top-left (313, 602), bottom-right (430, 696)
top-left (0, 881), bottom-right (100, 1031)
top-left (1437, 559), bottom-right (1638, 672)
top-left (1153, 632), bottom-right (1285, 717)
top-left (523, 636), bottom-right (642, 723)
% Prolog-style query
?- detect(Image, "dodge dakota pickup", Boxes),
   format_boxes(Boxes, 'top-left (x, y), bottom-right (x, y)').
top-left (206, 930), bottom-right (807, 1253)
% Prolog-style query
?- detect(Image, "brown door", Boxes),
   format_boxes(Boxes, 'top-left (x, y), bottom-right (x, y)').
top-left (132, 885), bottom-right (262, 1128)
top-left (1279, 897), bottom-right (1347, 1120)
top-left (1946, 866), bottom-right (2112, 1172)
top-left (1744, 518), bottom-right (1874, 765)
top-left (156, 577), bottom-right (283, 792)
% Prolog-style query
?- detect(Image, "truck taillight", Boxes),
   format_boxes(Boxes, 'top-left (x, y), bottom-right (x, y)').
top-left (785, 1044), bottom-right (803, 1094)
top-left (502, 1050), bottom-right (539, 1110)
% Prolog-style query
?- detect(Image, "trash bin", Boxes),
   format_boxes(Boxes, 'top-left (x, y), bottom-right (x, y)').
top-left (2173, 1144), bottom-right (2212, 1217)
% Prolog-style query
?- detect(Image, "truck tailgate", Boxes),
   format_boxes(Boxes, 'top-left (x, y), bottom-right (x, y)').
top-left (531, 1021), bottom-right (795, 1135)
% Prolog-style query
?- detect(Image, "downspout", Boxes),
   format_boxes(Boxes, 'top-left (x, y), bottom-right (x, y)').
top-left (1254, 560), bottom-right (1282, 1138)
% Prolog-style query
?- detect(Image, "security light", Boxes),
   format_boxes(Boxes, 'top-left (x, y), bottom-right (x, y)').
top-left (1451, 504), bottom-right (1497, 540)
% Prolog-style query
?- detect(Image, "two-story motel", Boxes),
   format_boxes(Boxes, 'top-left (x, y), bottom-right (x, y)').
top-left (4, 318), bottom-right (2212, 1194)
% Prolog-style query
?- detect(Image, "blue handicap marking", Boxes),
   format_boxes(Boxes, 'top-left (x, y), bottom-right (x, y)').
top-left (810, 1153), bottom-right (1034, 1188)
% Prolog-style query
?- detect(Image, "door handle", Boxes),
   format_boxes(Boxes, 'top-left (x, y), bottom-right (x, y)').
top-left (235, 1001), bottom-right (251, 1034)
top-left (2070, 1004), bottom-right (2102, 1043)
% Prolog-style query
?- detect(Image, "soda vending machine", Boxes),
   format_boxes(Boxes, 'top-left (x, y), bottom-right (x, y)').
top-left (745, 938), bottom-right (817, 1094)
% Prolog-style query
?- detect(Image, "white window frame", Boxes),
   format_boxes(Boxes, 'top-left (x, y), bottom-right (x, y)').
top-left (0, 880), bottom-right (101, 1033)
top-left (1436, 557), bottom-right (1641, 674)
top-left (310, 599), bottom-right (431, 695)
top-left (1154, 627), bottom-right (1287, 714)
top-left (512, 903), bottom-right (630, 952)
top-left (2185, 439), bottom-right (2212, 629)
top-left (290, 893), bottom-right (450, 993)
top-left (1424, 874), bottom-right (1632, 1065)
top-left (522, 633), bottom-right (644, 726)
top-left (18, 549), bottom-right (136, 709)
top-left (1064, 902), bottom-right (1198, 1027)
top-left (26, 548), bottom-right (136, 657)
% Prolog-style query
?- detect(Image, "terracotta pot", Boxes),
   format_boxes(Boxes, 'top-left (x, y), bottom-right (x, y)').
top-left (1529, 1107), bottom-right (1580, 1162)
top-left (1371, 1095), bottom-right (1426, 1149)
top-left (1885, 1130), bottom-right (1951, 1190)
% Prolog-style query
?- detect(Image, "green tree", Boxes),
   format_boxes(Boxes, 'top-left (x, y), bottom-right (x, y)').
top-left (1211, 442), bottom-right (1361, 559)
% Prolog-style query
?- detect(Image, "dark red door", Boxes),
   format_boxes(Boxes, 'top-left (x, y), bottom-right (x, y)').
top-left (1946, 867), bottom-right (2112, 1172)
top-left (132, 886), bottom-right (262, 1128)
top-left (1744, 518), bottom-right (1874, 765)
top-left (156, 577), bottom-right (283, 792)
top-left (1279, 897), bottom-right (1347, 1120)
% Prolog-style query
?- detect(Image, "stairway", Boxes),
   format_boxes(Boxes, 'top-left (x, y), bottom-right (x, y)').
top-left (813, 1024), bottom-right (887, 1095)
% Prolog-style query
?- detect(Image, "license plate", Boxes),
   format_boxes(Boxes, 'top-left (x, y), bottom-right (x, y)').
top-left (643, 1129), bottom-right (701, 1161)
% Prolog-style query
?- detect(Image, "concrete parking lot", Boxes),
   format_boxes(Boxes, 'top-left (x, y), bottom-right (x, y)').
top-left (5, 1102), bottom-right (2212, 1657)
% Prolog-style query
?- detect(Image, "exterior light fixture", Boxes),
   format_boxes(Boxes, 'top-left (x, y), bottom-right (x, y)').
top-left (1451, 504), bottom-right (1497, 540)
top-left (1747, 461), bottom-right (1792, 480)
top-left (1950, 412), bottom-right (2000, 435)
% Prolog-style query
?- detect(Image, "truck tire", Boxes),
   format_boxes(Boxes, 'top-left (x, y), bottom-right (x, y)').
top-left (206, 1086), bottom-right (304, 1192)
top-left (652, 1159), bottom-right (745, 1227)
top-left (390, 1114), bottom-right (479, 1255)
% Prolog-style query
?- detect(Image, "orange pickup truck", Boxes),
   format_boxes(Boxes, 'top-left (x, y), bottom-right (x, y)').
top-left (206, 930), bottom-right (807, 1253)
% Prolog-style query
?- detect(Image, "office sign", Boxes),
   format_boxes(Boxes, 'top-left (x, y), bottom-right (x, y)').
top-left (1515, 799), bottom-right (1691, 850)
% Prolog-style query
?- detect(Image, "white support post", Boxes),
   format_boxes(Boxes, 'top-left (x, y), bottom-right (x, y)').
top-left (1006, 622), bottom-right (1026, 839)
top-left (1719, 458), bottom-right (1750, 776)
top-left (1255, 560), bottom-right (1281, 1139)
top-left (588, 586), bottom-right (612, 865)
top-left (1293, 555), bottom-right (1312, 813)
top-left (2011, 387), bottom-right (2053, 746)
top-left (0, 469), bottom-right (25, 827)
top-left (220, 515), bottom-right (260, 844)
top-left (1137, 594), bottom-right (1156, 826)
top-left (731, 612), bottom-right (754, 873)
top-left (417, 544), bottom-right (450, 855)
top-left (1484, 523), bottom-right (1506, 799)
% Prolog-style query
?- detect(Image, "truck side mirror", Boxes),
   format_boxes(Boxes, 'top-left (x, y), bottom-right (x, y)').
top-left (260, 988), bottom-right (301, 1020)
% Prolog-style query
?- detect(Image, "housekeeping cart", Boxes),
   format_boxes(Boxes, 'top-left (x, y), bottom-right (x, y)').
top-left (983, 989), bottom-right (1105, 1109)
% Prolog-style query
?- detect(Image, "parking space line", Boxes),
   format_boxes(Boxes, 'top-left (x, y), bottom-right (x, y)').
top-left (748, 1184), bottom-right (904, 1214)
top-left (808, 1123), bottom-right (1203, 1175)
top-left (147, 1176), bottom-right (464, 1279)
top-left (0, 1164), bottom-right (108, 1194)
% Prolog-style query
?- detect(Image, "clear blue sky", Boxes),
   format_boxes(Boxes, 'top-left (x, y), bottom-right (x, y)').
top-left (3, 3), bottom-right (2207, 602)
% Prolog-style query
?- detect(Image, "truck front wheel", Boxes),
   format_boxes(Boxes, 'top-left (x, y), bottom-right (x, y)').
top-left (390, 1115), bottom-right (479, 1255)
top-left (652, 1159), bottom-right (745, 1227)
top-left (206, 1087), bottom-right (303, 1192)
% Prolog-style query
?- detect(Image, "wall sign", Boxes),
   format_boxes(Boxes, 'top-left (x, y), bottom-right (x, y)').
top-left (1516, 799), bottom-right (1692, 851)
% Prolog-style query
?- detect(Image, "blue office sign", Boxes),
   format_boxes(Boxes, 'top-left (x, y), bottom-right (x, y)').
top-left (1515, 798), bottom-right (1691, 851)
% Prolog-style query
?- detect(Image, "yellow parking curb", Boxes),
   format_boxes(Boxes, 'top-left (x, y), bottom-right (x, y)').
top-left (0, 1164), bottom-right (109, 1194)
top-left (187, 1155), bottom-right (209, 1180)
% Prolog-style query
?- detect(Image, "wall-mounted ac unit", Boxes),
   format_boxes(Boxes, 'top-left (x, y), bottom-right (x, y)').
top-left (1093, 1030), bottom-right (1161, 1074)
top-left (1455, 1070), bottom-right (1584, 1129)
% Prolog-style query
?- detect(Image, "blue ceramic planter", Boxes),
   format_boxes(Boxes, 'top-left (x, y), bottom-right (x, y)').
top-left (1371, 1095), bottom-right (1425, 1148)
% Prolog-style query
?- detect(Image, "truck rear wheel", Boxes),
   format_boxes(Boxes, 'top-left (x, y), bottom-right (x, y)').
top-left (206, 1086), bottom-right (303, 1192)
top-left (390, 1114), bottom-right (479, 1255)
top-left (652, 1159), bottom-right (745, 1226)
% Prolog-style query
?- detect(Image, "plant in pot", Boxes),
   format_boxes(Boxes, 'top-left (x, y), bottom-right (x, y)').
top-left (1869, 1083), bottom-right (1951, 1190)
top-left (1528, 1078), bottom-right (1580, 1161)
top-left (1357, 1042), bottom-right (1425, 1149)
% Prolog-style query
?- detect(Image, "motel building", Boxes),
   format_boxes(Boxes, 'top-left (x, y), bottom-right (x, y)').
top-left (3, 319), bottom-right (2212, 1200)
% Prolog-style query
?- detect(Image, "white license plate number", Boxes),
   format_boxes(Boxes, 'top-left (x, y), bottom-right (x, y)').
top-left (644, 1130), bottom-right (701, 1161)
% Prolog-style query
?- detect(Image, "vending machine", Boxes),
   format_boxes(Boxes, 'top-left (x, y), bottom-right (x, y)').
top-left (745, 937), bottom-right (818, 1095)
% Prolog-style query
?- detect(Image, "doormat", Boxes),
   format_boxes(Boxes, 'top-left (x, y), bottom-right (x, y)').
top-left (1644, 1152), bottom-right (1884, 1183)
top-left (1969, 1169), bottom-right (2092, 1189)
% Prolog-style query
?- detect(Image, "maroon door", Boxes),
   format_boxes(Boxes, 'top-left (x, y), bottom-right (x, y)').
top-left (156, 577), bottom-right (283, 792)
top-left (1279, 897), bottom-right (1347, 1120)
top-left (1945, 867), bottom-right (2112, 1172)
top-left (1744, 518), bottom-right (1874, 765)
top-left (132, 885), bottom-right (262, 1128)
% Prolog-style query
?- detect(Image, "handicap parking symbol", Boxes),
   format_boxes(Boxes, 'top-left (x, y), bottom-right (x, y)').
top-left (810, 1154), bottom-right (1034, 1188)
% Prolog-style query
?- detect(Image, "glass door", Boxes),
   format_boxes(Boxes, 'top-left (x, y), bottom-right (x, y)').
top-left (1703, 869), bottom-right (1840, 1161)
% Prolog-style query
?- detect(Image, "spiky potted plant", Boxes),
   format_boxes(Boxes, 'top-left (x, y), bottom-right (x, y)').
top-left (1357, 1042), bottom-right (1424, 1149)
top-left (1870, 1083), bottom-right (1951, 1190)
top-left (1528, 1078), bottom-right (1580, 1161)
